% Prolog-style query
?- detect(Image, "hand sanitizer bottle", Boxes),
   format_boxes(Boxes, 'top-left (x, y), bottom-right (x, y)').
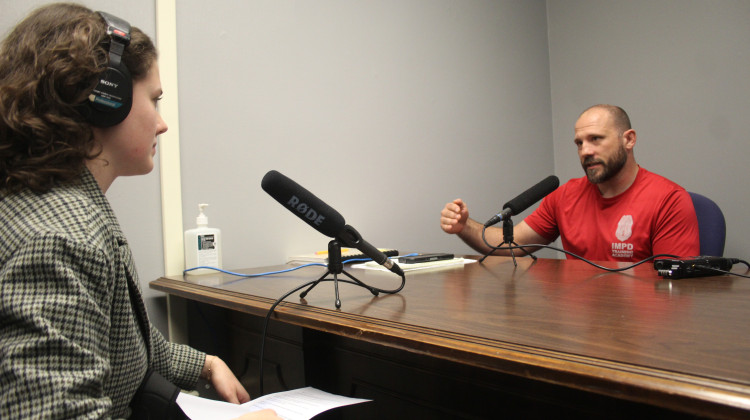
top-left (184, 203), bottom-right (222, 275)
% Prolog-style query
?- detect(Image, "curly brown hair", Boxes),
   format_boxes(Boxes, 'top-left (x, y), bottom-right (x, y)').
top-left (0, 3), bottom-right (157, 194)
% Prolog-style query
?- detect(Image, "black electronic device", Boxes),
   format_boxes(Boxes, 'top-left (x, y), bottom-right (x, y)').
top-left (81, 11), bottom-right (133, 127)
top-left (399, 253), bottom-right (454, 264)
top-left (653, 256), bottom-right (734, 279)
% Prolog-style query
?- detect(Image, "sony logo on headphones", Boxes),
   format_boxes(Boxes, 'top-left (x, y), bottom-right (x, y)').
top-left (100, 79), bottom-right (119, 89)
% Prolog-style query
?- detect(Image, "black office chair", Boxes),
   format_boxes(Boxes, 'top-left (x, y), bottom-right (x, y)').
top-left (688, 192), bottom-right (726, 256)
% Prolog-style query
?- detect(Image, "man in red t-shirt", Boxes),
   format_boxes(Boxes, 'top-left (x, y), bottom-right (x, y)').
top-left (440, 104), bottom-right (700, 261)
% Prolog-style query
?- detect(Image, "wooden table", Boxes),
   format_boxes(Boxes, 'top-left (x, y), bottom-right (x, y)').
top-left (151, 257), bottom-right (750, 419)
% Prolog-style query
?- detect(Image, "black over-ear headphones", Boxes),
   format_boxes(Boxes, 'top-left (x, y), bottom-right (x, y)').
top-left (82, 11), bottom-right (133, 127)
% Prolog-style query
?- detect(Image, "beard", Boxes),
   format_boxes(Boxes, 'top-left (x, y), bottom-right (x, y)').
top-left (581, 144), bottom-right (627, 184)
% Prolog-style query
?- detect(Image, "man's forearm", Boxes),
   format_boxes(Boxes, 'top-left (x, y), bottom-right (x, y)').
top-left (458, 218), bottom-right (501, 255)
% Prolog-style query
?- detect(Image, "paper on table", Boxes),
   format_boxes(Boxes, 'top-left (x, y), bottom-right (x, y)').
top-left (176, 387), bottom-right (370, 420)
top-left (352, 257), bottom-right (475, 272)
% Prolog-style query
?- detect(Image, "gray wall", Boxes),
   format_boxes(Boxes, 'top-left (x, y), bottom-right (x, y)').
top-left (547, 0), bottom-right (750, 258)
top-left (175, 0), bottom-right (553, 268)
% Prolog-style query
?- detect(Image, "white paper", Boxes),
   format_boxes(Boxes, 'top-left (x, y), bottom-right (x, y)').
top-left (352, 257), bottom-right (475, 272)
top-left (177, 387), bottom-right (370, 420)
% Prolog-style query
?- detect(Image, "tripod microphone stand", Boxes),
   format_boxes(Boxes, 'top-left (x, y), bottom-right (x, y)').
top-left (299, 239), bottom-right (379, 308)
top-left (479, 216), bottom-right (536, 266)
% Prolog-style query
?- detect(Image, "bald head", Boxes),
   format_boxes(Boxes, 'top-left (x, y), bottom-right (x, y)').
top-left (579, 104), bottom-right (632, 135)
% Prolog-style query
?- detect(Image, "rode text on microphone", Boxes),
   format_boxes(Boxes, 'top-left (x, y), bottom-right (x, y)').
top-left (286, 195), bottom-right (327, 228)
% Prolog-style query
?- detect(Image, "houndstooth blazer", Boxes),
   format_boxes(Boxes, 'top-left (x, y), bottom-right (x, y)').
top-left (0, 169), bottom-right (204, 419)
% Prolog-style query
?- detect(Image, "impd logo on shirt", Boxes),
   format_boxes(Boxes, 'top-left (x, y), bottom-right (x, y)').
top-left (612, 215), bottom-right (634, 258)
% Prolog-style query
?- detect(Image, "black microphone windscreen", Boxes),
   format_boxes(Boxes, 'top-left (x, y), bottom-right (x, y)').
top-left (503, 175), bottom-right (559, 216)
top-left (261, 170), bottom-right (346, 238)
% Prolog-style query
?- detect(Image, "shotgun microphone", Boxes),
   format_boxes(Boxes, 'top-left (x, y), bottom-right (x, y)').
top-left (261, 170), bottom-right (403, 276)
top-left (484, 175), bottom-right (559, 227)
top-left (261, 170), bottom-right (345, 237)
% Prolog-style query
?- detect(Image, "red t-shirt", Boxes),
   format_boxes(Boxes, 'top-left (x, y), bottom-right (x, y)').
top-left (524, 167), bottom-right (700, 261)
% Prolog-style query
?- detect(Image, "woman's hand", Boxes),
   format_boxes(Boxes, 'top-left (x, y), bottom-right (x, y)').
top-left (202, 355), bottom-right (251, 404)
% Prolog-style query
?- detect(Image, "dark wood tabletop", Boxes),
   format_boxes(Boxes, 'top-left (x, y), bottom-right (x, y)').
top-left (151, 256), bottom-right (750, 418)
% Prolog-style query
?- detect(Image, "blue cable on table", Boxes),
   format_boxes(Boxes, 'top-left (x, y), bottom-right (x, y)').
top-left (182, 253), bottom-right (418, 279)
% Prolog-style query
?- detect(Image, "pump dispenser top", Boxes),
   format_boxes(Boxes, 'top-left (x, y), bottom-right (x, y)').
top-left (196, 203), bottom-right (209, 226)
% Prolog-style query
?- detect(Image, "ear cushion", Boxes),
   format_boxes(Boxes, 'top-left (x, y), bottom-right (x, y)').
top-left (84, 61), bottom-right (133, 127)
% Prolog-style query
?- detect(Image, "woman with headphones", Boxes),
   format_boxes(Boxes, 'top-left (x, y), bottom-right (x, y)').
top-left (0, 3), bottom-right (279, 419)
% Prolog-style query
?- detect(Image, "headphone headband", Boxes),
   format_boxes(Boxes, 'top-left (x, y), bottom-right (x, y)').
top-left (97, 11), bottom-right (130, 67)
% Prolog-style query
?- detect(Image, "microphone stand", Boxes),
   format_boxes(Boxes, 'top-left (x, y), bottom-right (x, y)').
top-left (479, 216), bottom-right (537, 266)
top-left (299, 239), bottom-right (379, 308)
